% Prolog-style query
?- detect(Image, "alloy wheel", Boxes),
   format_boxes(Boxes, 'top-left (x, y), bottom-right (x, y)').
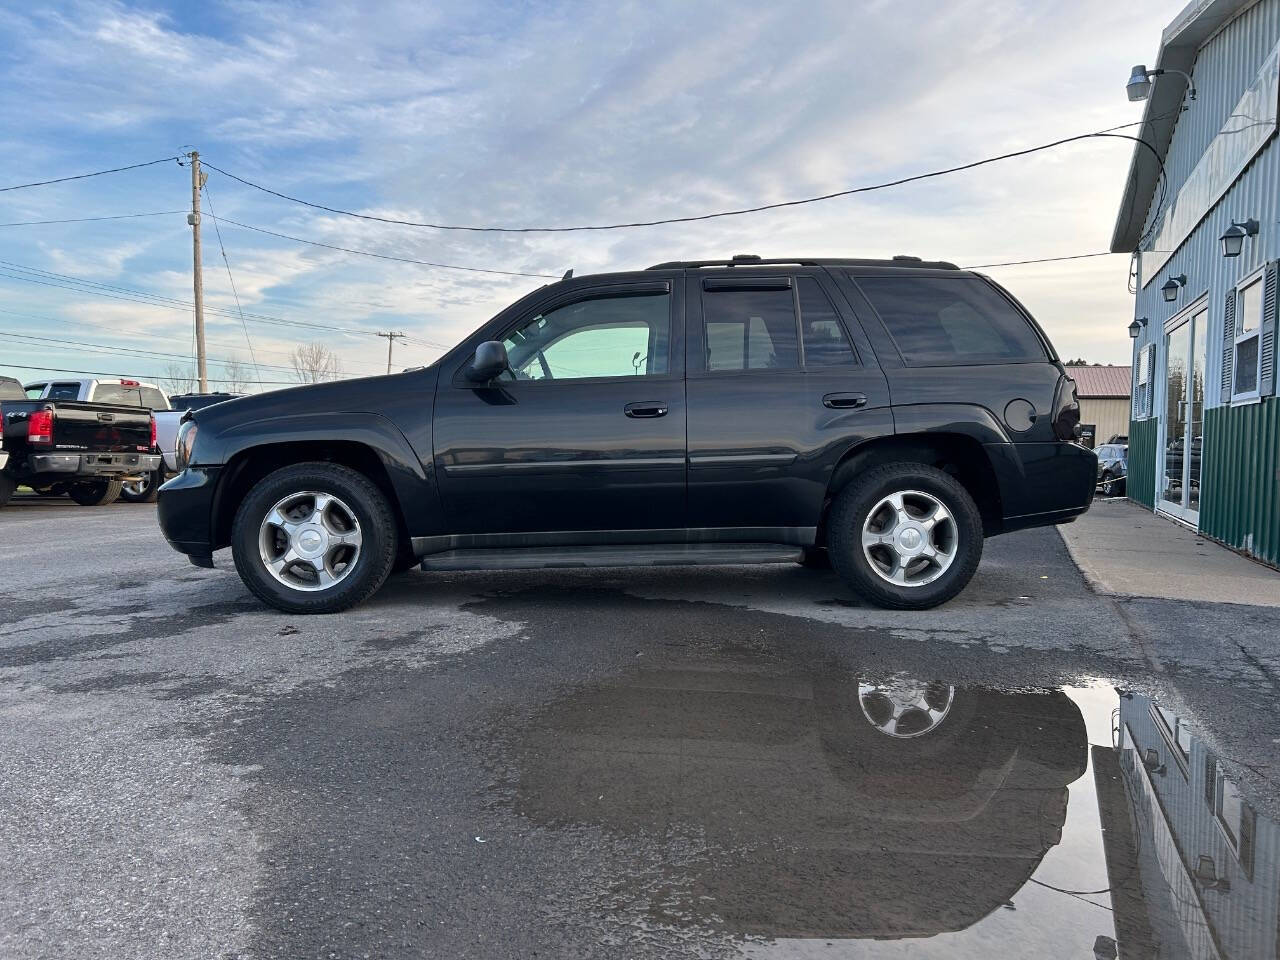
top-left (858, 679), bottom-right (956, 739)
top-left (860, 489), bottom-right (958, 587)
top-left (258, 490), bottom-right (363, 592)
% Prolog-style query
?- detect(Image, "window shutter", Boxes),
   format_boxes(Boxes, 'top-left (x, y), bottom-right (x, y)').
top-left (1222, 288), bottom-right (1236, 402)
top-left (1261, 260), bottom-right (1278, 397)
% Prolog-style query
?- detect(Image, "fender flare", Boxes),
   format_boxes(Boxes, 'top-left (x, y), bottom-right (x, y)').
top-left (208, 412), bottom-right (438, 538)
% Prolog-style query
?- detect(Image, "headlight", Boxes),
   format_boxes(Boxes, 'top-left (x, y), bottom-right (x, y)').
top-left (175, 421), bottom-right (199, 470)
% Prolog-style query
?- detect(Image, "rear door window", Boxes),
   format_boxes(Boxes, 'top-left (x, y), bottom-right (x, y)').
top-left (703, 286), bottom-right (799, 371)
top-left (853, 275), bottom-right (1047, 366)
top-left (797, 277), bottom-right (857, 366)
top-left (24, 382), bottom-right (47, 399)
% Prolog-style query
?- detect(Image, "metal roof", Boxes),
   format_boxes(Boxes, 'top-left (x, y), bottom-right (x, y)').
top-left (1066, 365), bottom-right (1132, 398)
top-left (1110, 0), bottom-right (1254, 253)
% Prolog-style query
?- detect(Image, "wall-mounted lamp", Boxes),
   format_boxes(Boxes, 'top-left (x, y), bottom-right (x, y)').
top-left (1195, 855), bottom-right (1231, 892)
top-left (1128, 317), bottom-right (1148, 339)
top-left (1162, 275), bottom-right (1187, 303)
top-left (1127, 64), bottom-right (1197, 102)
top-left (1143, 747), bottom-right (1167, 776)
top-left (1220, 218), bottom-right (1260, 258)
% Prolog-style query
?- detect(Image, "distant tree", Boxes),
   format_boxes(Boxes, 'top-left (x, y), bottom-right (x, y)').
top-left (159, 362), bottom-right (196, 396)
top-left (290, 342), bottom-right (343, 383)
top-left (219, 355), bottom-right (254, 393)
top-left (1062, 357), bottom-right (1101, 366)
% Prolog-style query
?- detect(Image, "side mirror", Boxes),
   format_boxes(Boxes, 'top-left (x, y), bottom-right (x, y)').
top-left (467, 341), bottom-right (510, 383)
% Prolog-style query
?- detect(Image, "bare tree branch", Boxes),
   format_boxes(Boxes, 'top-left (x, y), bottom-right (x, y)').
top-left (290, 342), bottom-right (343, 383)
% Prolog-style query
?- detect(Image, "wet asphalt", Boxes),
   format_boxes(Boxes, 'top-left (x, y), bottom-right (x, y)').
top-left (1, 494), bottom-right (1278, 959)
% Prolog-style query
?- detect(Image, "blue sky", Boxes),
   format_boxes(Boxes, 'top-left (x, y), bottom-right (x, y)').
top-left (0, 0), bottom-right (1174, 391)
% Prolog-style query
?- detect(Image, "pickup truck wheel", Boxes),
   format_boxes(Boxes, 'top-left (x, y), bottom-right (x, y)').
top-left (68, 479), bottom-right (124, 506)
top-left (828, 463), bottom-right (983, 610)
top-left (0, 474), bottom-right (16, 507)
top-left (231, 462), bottom-right (398, 614)
top-left (120, 469), bottom-right (162, 504)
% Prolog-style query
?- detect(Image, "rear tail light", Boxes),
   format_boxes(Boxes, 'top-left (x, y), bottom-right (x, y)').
top-left (1052, 375), bottom-right (1083, 442)
top-left (149, 415), bottom-right (157, 450)
top-left (28, 408), bottom-right (53, 446)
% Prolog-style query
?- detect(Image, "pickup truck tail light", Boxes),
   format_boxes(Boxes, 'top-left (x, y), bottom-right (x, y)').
top-left (149, 415), bottom-right (157, 450)
top-left (28, 408), bottom-right (54, 446)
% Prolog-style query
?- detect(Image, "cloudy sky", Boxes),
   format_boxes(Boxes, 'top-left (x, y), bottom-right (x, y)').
top-left (0, 0), bottom-right (1175, 391)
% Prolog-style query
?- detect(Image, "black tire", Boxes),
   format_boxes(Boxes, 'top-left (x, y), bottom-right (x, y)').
top-left (0, 473), bottom-right (16, 507)
top-left (1100, 471), bottom-right (1125, 497)
top-left (68, 479), bottom-right (124, 506)
top-left (796, 546), bottom-right (832, 570)
top-left (827, 463), bottom-right (983, 610)
top-left (120, 468), bottom-right (163, 504)
top-left (231, 462), bottom-right (398, 614)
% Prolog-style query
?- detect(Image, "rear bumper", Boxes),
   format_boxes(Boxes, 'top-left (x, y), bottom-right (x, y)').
top-left (157, 466), bottom-right (221, 560)
top-left (986, 441), bottom-right (1097, 535)
top-left (26, 452), bottom-right (160, 476)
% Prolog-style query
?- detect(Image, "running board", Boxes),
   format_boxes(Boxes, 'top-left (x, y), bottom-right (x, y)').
top-left (419, 542), bottom-right (803, 572)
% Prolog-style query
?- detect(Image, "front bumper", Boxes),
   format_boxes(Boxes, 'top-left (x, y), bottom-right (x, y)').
top-left (157, 466), bottom-right (221, 563)
top-left (27, 452), bottom-right (160, 476)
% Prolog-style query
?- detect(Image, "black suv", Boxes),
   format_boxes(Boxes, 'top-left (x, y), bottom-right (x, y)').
top-left (157, 255), bottom-right (1094, 614)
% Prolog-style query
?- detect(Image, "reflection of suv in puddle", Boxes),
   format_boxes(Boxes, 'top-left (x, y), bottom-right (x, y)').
top-left (512, 662), bottom-right (1088, 939)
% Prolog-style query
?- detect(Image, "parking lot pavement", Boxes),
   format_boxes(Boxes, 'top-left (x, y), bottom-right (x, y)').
top-left (3, 496), bottom-right (1280, 958)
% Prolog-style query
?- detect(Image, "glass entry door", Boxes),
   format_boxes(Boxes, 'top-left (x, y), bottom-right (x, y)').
top-left (1159, 307), bottom-right (1206, 523)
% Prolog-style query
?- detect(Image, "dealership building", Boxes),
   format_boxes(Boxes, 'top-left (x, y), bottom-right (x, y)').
top-left (1117, 0), bottom-right (1280, 568)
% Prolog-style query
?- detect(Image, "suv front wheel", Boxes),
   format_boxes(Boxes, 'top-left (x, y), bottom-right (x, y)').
top-left (231, 462), bottom-right (398, 614)
top-left (828, 463), bottom-right (983, 610)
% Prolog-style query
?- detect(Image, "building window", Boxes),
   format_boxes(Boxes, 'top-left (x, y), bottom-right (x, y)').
top-left (1233, 272), bottom-right (1264, 401)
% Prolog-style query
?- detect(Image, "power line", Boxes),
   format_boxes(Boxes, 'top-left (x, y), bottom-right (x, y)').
top-left (0, 330), bottom-right (309, 374)
top-left (201, 181), bottom-right (263, 383)
top-left (963, 252), bottom-right (1120, 269)
top-left (0, 258), bottom-right (449, 346)
top-left (206, 213), bottom-right (560, 279)
top-left (0, 210), bottom-right (187, 227)
top-left (0, 156), bottom-right (181, 193)
top-left (0, 306), bottom-right (386, 371)
top-left (0, 361), bottom-right (300, 386)
top-left (201, 118), bottom-right (1161, 234)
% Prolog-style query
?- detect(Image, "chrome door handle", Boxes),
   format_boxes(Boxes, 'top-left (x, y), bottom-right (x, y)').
top-left (624, 401), bottom-right (668, 418)
top-left (823, 392), bottom-right (867, 409)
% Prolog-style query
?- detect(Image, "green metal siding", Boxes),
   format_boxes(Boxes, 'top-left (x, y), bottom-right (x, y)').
top-left (1127, 418), bottom-right (1159, 509)
top-left (1201, 399), bottom-right (1280, 567)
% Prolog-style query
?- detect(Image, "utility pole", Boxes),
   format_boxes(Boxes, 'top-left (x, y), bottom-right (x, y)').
top-left (376, 331), bottom-right (406, 375)
top-left (187, 150), bottom-right (208, 392)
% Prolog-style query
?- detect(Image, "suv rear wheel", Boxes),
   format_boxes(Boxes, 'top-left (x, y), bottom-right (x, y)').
top-left (231, 462), bottom-right (398, 614)
top-left (828, 463), bottom-right (983, 610)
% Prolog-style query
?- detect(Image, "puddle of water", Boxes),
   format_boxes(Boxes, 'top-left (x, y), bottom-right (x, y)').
top-left (506, 662), bottom-right (1276, 959)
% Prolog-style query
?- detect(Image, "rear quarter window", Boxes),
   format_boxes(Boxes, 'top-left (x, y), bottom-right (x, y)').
top-left (853, 275), bottom-right (1047, 366)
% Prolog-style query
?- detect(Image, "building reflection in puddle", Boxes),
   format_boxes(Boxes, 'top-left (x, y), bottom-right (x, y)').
top-left (508, 660), bottom-right (1278, 959)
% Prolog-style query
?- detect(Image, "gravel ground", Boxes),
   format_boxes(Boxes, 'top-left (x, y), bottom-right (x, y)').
top-left (1, 494), bottom-right (1277, 959)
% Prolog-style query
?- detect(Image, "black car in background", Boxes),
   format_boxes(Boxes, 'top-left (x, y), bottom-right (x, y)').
top-left (157, 255), bottom-right (1095, 614)
top-left (1095, 443), bottom-right (1128, 497)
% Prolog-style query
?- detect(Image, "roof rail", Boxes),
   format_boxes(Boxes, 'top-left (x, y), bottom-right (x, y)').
top-left (646, 254), bottom-right (960, 270)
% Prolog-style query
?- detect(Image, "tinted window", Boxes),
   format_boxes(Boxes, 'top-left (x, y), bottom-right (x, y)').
top-left (703, 288), bottom-right (798, 371)
top-left (46, 382), bottom-right (80, 400)
top-left (797, 277), bottom-right (857, 366)
top-left (92, 383), bottom-right (164, 407)
top-left (855, 276), bottom-right (1047, 365)
top-left (24, 382), bottom-right (46, 399)
top-left (502, 291), bottom-right (670, 381)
